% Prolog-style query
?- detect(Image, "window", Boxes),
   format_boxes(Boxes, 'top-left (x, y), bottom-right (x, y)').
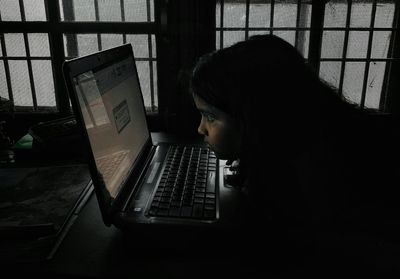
top-left (0, 0), bottom-right (158, 113)
top-left (216, 0), bottom-right (399, 111)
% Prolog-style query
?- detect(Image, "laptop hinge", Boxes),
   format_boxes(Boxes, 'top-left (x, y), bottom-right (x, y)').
top-left (120, 144), bottom-right (158, 211)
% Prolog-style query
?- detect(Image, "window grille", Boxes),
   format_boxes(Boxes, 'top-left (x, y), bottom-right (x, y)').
top-left (216, 0), bottom-right (399, 111)
top-left (0, 0), bottom-right (158, 113)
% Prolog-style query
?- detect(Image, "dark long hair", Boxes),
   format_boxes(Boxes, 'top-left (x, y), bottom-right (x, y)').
top-left (190, 34), bottom-right (363, 194)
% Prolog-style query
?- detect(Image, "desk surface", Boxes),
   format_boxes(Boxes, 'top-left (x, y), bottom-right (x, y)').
top-left (42, 132), bottom-right (275, 278)
top-left (3, 132), bottom-right (278, 278)
top-left (3, 133), bottom-right (400, 277)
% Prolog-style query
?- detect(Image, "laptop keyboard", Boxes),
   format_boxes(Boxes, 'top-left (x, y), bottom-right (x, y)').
top-left (148, 145), bottom-right (218, 220)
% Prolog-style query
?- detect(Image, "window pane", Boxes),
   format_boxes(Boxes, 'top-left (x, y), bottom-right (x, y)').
top-left (32, 60), bottom-right (56, 107)
top-left (0, 0), bottom-right (22, 21)
top-left (63, 34), bottom-right (77, 57)
top-left (4, 33), bottom-right (26, 57)
top-left (274, 30), bottom-right (296, 46)
top-left (324, 1), bottom-right (347, 28)
top-left (59, 0), bottom-right (95, 21)
top-left (136, 61), bottom-right (151, 108)
top-left (23, 0), bottom-right (46, 21)
top-left (98, 0), bottom-right (122, 21)
top-left (100, 34), bottom-right (123, 50)
top-left (274, 2), bottom-right (297, 28)
top-left (371, 31), bottom-right (391, 59)
top-left (150, 0), bottom-right (154, 22)
top-left (125, 0), bottom-right (148, 22)
top-left (248, 31), bottom-right (270, 38)
top-left (63, 33), bottom-right (158, 111)
top-left (342, 62), bottom-right (365, 105)
top-left (216, 1), bottom-right (221, 28)
top-left (60, 0), bottom-right (154, 22)
top-left (76, 34), bottom-right (99, 56)
top-left (249, 2), bottom-right (271, 28)
top-left (126, 35), bottom-right (149, 58)
top-left (28, 33), bottom-right (50, 57)
top-left (223, 2), bottom-right (246, 27)
top-left (64, 33), bottom-right (156, 59)
top-left (346, 31), bottom-right (369, 59)
top-left (9, 60), bottom-right (33, 106)
top-left (216, 31), bottom-right (221, 49)
top-left (321, 31), bottom-right (345, 58)
top-left (365, 61), bottom-right (385, 109)
top-left (152, 61), bottom-right (158, 111)
top-left (297, 30), bottom-right (310, 59)
top-left (222, 31), bottom-right (245, 48)
top-left (319, 61), bottom-right (342, 90)
top-left (0, 61), bottom-right (8, 99)
top-left (151, 35), bottom-right (156, 58)
top-left (350, 1), bottom-right (372, 28)
top-left (298, 2), bottom-right (312, 28)
top-left (374, 2), bottom-right (395, 28)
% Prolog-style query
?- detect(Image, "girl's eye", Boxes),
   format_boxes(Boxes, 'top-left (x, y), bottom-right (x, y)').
top-left (200, 111), bottom-right (216, 123)
top-left (205, 114), bottom-right (216, 123)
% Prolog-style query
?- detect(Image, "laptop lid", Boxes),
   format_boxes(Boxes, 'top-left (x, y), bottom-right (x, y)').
top-left (62, 44), bottom-right (154, 225)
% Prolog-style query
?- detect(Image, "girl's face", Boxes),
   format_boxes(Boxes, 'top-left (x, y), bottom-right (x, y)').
top-left (193, 95), bottom-right (242, 160)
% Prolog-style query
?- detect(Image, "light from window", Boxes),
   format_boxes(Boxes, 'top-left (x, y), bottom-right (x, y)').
top-left (59, 0), bottom-right (155, 22)
top-left (216, 0), bottom-right (397, 110)
top-left (0, 0), bottom-right (158, 112)
top-left (63, 33), bottom-right (157, 111)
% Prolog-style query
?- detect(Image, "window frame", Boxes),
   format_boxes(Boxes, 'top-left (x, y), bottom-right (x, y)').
top-left (0, 0), bottom-right (161, 116)
top-left (215, 0), bottom-right (400, 112)
top-left (1, 0), bottom-right (398, 141)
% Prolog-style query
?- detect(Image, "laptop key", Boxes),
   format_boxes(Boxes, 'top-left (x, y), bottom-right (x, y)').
top-left (204, 204), bottom-right (215, 211)
top-left (205, 193), bottom-right (215, 199)
top-left (206, 171), bottom-right (216, 193)
top-left (170, 200), bottom-right (181, 207)
top-left (205, 198), bottom-right (215, 205)
top-left (192, 204), bottom-right (203, 218)
top-left (157, 209), bottom-right (169, 216)
top-left (168, 207), bottom-right (181, 217)
top-left (148, 208), bottom-right (157, 216)
top-left (181, 206), bottom-right (192, 217)
top-left (158, 202), bottom-right (169, 209)
top-left (194, 198), bottom-right (204, 204)
top-left (203, 210), bottom-right (215, 219)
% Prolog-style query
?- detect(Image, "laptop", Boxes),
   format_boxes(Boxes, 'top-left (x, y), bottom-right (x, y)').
top-left (62, 44), bottom-right (242, 231)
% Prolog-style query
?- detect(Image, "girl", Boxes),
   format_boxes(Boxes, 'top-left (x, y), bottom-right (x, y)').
top-left (190, 34), bottom-right (400, 274)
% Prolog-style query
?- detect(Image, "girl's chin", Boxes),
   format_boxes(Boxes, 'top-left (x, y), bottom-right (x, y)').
top-left (208, 146), bottom-right (235, 161)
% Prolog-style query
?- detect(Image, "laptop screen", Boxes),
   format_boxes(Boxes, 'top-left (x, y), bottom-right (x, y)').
top-left (72, 56), bottom-right (150, 198)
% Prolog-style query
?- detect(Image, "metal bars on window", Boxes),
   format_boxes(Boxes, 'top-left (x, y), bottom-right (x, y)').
top-left (0, 0), bottom-right (158, 113)
top-left (61, 0), bottom-right (158, 112)
top-left (0, 2), bottom-right (53, 111)
top-left (19, 0), bottom-right (38, 110)
top-left (216, 0), bottom-right (311, 58)
top-left (320, 0), bottom-right (399, 110)
top-left (146, 0), bottom-right (156, 112)
top-left (216, 0), bottom-right (399, 111)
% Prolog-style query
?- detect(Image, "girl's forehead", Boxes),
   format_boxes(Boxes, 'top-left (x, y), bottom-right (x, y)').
top-left (193, 95), bottom-right (218, 113)
top-left (193, 95), bottom-right (210, 108)
top-left (193, 94), bottom-right (236, 122)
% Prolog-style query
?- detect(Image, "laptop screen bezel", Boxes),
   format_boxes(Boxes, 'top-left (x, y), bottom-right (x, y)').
top-left (62, 44), bottom-right (154, 226)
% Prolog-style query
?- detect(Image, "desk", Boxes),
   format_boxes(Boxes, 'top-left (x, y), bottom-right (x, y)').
top-left (4, 133), bottom-right (399, 277)
top-left (3, 133), bottom-right (278, 278)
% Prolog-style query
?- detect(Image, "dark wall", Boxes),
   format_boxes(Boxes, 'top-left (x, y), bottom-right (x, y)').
top-left (157, 0), bottom-right (216, 137)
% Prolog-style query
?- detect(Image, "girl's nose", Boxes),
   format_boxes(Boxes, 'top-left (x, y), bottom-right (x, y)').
top-left (197, 117), bottom-right (208, 136)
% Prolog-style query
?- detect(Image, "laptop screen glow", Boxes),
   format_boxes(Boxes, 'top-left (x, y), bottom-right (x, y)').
top-left (73, 57), bottom-right (150, 198)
